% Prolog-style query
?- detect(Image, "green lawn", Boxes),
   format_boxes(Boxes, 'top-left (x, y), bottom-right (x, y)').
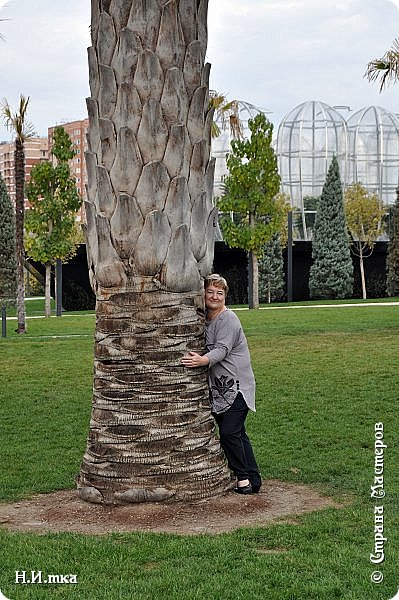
top-left (0, 302), bottom-right (398, 599)
top-left (5, 296), bottom-right (94, 318)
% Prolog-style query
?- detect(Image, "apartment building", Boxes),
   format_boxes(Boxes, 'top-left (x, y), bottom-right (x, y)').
top-left (0, 137), bottom-right (48, 207)
top-left (48, 118), bottom-right (89, 202)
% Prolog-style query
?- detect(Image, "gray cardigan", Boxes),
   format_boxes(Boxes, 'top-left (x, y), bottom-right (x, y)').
top-left (205, 309), bottom-right (256, 414)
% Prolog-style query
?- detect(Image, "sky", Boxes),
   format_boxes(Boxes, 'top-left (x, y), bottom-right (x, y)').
top-left (1, 0), bottom-right (399, 141)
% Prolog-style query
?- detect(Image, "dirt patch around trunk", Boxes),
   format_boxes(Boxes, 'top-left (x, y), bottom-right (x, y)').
top-left (0, 480), bottom-right (341, 536)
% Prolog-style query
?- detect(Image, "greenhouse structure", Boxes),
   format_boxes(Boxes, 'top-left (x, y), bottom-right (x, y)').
top-left (275, 100), bottom-right (399, 240)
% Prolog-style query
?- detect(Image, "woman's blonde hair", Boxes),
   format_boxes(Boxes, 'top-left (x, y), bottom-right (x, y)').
top-left (204, 273), bottom-right (229, 294)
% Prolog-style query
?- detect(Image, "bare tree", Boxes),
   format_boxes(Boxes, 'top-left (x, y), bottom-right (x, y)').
top-left (77, 0), bottom-right (231, 505)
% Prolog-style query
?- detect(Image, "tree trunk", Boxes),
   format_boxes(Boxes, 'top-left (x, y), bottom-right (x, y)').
top-left (77, 0), bottom-right (231, 504)
top-left (359, 245), bottom-right (367, 300)
top-left (55, 259), bottom-right (62, 317)
top-left (251, 251), bottom-right (259, 309)
top-left (14, 138), bottom-right (26, 334)
top-left (248, 211), bottom-right (259, 309)
top-left (45, 263), bottom-right (51, 318)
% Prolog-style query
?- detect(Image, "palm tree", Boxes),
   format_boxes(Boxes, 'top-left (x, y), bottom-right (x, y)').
top-left (0, 17), bottom-right (9, 41)
top-left (366, 38), bottom-right (399, 91)
top-left (209, 91), bottom-right (244, 139)
top-left (1, 94), bottom-right (35, 333)
top-left (77, 0), bottom-right (231, 504)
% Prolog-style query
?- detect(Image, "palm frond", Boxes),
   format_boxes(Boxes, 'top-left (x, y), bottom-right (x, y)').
top-left (0, 17), bottom-right (10, 42)
top-left (1, 94), bottom-right (36, 141)
top-left (209, 91), bottom-right (227, 110)
top-left (209, 92), bottom-right (245, 140)
top-left (365, 38), bottom-right (399, 92)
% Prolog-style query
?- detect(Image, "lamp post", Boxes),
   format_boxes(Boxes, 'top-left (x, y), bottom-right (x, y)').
top-left (1, 304), bottom-right (6, 337)
top-left (55, 259), bottom-right (62, 317)
top-left (287, 211), bottom-right (293, 302)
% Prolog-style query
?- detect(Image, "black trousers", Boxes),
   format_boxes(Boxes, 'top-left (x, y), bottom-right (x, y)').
top-left (213, 392), bottom-right (261, 487)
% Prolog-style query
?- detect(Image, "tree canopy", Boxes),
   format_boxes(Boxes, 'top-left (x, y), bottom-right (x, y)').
top-left (217, 112), bottom-right (288, 308)
top-left (25, 126), bottom-right (82, 316)
top-left (344, 182), bottom-right (385, 300)
top-left (0, 174), bottom-right (16, 305)
top-left (387, 187), bottom-right (399, 296)
top-left (1, 94), bottom-right (35, 143)
top-left (345, 183), bottom-right (384, 247)
top-left (25, 126), bottom-right (81, 263)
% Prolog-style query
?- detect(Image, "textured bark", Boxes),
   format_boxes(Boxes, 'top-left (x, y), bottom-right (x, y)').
top-left (14, 139), bottom-right (26, 334)
top-left (78, 0), bottom-right (231, 504)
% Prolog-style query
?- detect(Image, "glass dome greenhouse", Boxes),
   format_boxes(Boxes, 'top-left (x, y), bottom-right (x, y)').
top-left (212, 98), bottom-right (399, 242)
top-left (276, 100), bottom-right (348, 240)
top-left (347, 105), bottom-right (399, 206)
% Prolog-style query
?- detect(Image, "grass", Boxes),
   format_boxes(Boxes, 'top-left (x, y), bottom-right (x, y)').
top-left (0, 300), bottom-right (398, 599)
top-left (5, 297), bottom-right (55, 317)
top-left (4, 296), bottom-right (94, 318)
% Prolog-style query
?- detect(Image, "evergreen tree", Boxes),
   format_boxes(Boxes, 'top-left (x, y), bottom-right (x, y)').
top-left (387, 187), bottom-right (399, 297)
top-left (0, 174), bottom-right (16, 304)
top-left (309, 156), bottom-right (353, 299)
top-left (259, 234), bottom-right (285, 303)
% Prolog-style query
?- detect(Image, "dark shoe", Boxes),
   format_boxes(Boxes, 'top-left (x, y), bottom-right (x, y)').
top-left (234, 483), bottom-right (252, 495)
top-left (251, 484), bottom-right (261, 493)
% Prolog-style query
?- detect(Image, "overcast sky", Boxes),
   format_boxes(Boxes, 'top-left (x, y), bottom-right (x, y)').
top-left (1, 0), bottom-right (399, 141)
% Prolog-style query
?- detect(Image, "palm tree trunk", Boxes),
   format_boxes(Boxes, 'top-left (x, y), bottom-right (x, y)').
top-left (14, 138), bottom-right (26, 334)
top-left (77, 0), bottom-right (231, 504)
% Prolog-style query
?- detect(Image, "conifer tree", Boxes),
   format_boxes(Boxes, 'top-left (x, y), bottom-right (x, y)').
top-left (387, 187), bottom-right (399, 297)
top-left (309, 156), bottom-right (353, 299)
top-left (259, 234), bottom-right (285, 303)
top-left (0, 174), bottom-right (16, 305)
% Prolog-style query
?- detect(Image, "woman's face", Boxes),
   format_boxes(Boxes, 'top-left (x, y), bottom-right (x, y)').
top-left (205, 285), bottom-right (226, 311)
